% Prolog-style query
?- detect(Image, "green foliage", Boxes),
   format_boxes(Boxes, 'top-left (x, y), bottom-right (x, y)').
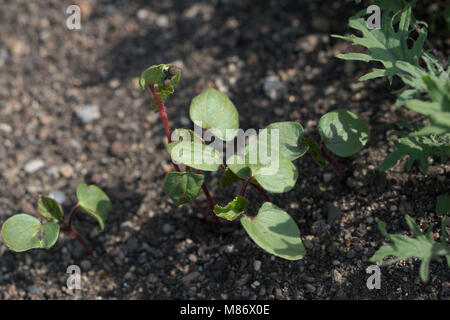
top-left (318, 110), bottom-right (370, 157)
top-left (38, 196), bottom-right (64, 223)
top-left (189, 88), bottom-right (239, 141)
top-left (334, 4), bottom-right (426, 83)
top-left (214, 195), bottom-right (248, 221)
top-left (436, 195), bottom-right (450, 216)
top-left (370, 215), bottom-right (450, 282)
top-left (143, 63), bottom-right (368, 261)
top-left (77, 184), bottom-right (113, 231)
top-left (1, 184), bottom-right (111, 253)
top-left (164, 171), bottom-right (204, 206)
top-left (241, 202), bottom-right (306, 261)
top-left (2, 214), bottom-right (59, 252)
top-left (380, 124), bottom-right (450, 173)
top-left (167, 140), bottom-right (222, 172)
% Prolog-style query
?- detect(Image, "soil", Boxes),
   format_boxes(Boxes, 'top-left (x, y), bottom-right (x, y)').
top-left (0, 0), bottom-right (449, 300)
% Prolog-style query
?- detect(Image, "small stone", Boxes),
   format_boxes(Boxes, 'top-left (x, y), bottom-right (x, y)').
top-left (366, 217), bottom-right (374, 224)
top-left (323, 173), bottom-right (333, 183)
top-left (24, 159), bottom-right (45, 174)
top-left (390, 205), bottom-right (398, 211)
top-left (48, 190), bottom-right (67, 204)
top-left (137, 9), bottom-right (150, 20)
top-left (0, 123), bottom-right (12, 133)
top-left (162, 224), bottom-right (173, 234)
top-left (250, 281), bottom-right (260, 289)
top-left (303, 238), bottom-right (314, 250)
top-left (332, 269), bottom-right (344, 284)
top-left (312, 219), bottom-right (331, 233)
top-left (156, 15), bottom-right (169, 28)
top-left (188, 254), bottom-right (198, 263)
top-left (296, 34), bottom-right (320, 53)
top-left (263, 76), bottom-right (287, 101)
top-left (108, 79), bottom-right (120, 89)
top-left (80, 260), bottom-right (91, 270)
top-left (305, 284), bottom-right (316, 293)
top-left (138, 252), bottom-right (148, 264)
top-left (327, 205), bottom-right (342, 224)
top-left (76, 105), bottom-right (100, 124)
top-left (59, 164), bottom-right (74, 178)
top-left (253, 260), bottom-right (261, 272)
top-left (274, 108), bottom-right (285, 116)
top-left (224, 244), bottom-right (234, 253)
top-left (111, 141), bottom-right (126, 157)
top-left (182, 271), bottom-right (200, 283)
top-left (332, 260), bottom-right (340, 266)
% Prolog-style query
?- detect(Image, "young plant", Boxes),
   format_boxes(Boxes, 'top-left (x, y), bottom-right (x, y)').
top-left (1, 184), bottom-right (112, 255)
top-left (337, 0), bottom-right (450, 281)
top-left (140, 64), bottom-right (369, 260)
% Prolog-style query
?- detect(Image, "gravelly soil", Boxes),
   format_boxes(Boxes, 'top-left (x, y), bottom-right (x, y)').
top-left (0, 0), bottom-right (449, 300)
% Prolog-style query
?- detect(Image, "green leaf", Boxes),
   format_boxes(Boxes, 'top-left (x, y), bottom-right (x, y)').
top-left (380, 134), bottom-right (450, 174)
top-left (249, 156), bottom-right (298, 194)
top-left (167, 141), bottom-right (222, 171)
top-left (302, 137), bottom-right (325, 166)
top-left (214, 195), bottom-right (248, 221)
top-left (189, 88), bottom-right (239, 141)
top-left (264, 122), bottom-right (307, 161)
top-left (163, 171), bottom-right (204, 206)
top-left (241, 202), bottom-right (305, 260)
top-left (1, 214), bottom-right (60, 252)
top-left (220, 167), bottom-right (240, 188)
top-left (369, 215), bottom-right (450, 282)
top-left (38, 196), bottom-right (64, 223)
top-left (226, 155), bottom-right (251, 180)
top-left (437, 195), bottom-right (450, 216)
top-left (139, 64), bottom-right (181, 89)
top-left (151, 85), bottom-right (174, 110)
top-left (318, 110), bottom-right (370, 157)
top-left (334, 4), bottom-right (426, 83)
top-left (76, 184), bottom-right (112, 231)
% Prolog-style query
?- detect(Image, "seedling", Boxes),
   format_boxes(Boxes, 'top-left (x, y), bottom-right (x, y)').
top-left (140, 63), bottom-right (369, 260)
top-left (1, 184), bottom-right (112, 255)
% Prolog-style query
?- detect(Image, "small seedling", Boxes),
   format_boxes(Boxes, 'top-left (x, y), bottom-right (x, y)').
top-left (1, 184), bottom-right (112, 255)
top-left (140, 63), bottom-right (369, 260)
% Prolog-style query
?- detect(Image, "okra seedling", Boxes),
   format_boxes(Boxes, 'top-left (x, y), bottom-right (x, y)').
top-left (140, 63), bottom-right (369, 260)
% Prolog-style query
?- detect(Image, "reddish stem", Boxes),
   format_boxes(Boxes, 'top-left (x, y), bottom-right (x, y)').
top-left (240, 175), bottom-right (252, 196)
top-left (61, 204), bottom-right (92, 255)
top-left (320, 143), bottom-right (346, 181)
top-left (249, 182), bottom-right (271, 202)
top-left (148, 84), bottom-right (220, 226)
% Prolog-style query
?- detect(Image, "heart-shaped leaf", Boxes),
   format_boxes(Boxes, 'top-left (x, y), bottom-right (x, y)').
top-left (1, 214), bottom-right (60, 252)
top-left (38, 196), bottom-right (64, 223)
top-left (226, 155), bottom-right (251, 180)
top-left (167, 141), bottom-right (222, 171)
top-left (214, 195), bottom-right (248, 221)
top-left (261, 122), bottom-right (308, 161)
top-left (241, 202), bottom-right (305, 260)
top-left (189, 88), bottom-right (239, 141)
top-left (249, 156), bottom-right (298, 193)
top-left (164, 171), bottom-right (204, 206)
top-left (318, 110), bottom-right (370, 157)
top-left (76, 184), bottom-right (112, 231)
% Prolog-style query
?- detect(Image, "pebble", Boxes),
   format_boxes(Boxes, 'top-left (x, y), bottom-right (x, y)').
top-left (366, 217), bottom-right (374, 224)
top-left (156, 15), bottom-right (169, 28)
top-left (263, 76), bottom-right (287, 101)
top-left (138, 252), bottom-right (148, 264)
top-left (76, 105), bottom-right (100, 124)
top-left (182, 271), bottom-right (200, 283)
top-left (295, 34), bottom-right (320, 53)
top-left (327, 205), bottom-right (342, 224)
top-left (305, 284), bottom-right (316, 293)
top-left (162, 224), bottom-right (174, 234)
top-left (250, 281), bottom-right (260, 289)
top-left (59, 164), bottom-right (74, 177)
top-left (137, 9), bottom-right (150, 20)
top-left (0, 123), bottom-right (12, 133)
top-left (312, 219), bottom-right (331, 233)
top-left (253, 260), bottom-right (261, 272)
top-left (80, 260), bottom-right (91, 270)
top-left (323, 172), bottom-right (333, 183)
top-left (224, 244), bottom-right (234, 253)
top-left (188, 254), bottom-right (198, 263)
top-left (48, 190), bottom-right (67, 204)
top-left (24, 159), bottom-right (45, 174)
top-left (390, 205), bottom-right (398, 211)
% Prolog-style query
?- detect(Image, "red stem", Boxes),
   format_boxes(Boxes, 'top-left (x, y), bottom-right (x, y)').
top-left (61, 204), bottom-right (92, 255)
top-left (240, 175), bottom-right (252, 196)
top-left (320, 143), bottom-right (346, 181)
top-left (148, 84), bottom-right (220, 226)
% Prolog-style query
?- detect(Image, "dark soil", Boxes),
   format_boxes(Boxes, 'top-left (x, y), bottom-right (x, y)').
top-left (0, 0), bottom-right (449, 300)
